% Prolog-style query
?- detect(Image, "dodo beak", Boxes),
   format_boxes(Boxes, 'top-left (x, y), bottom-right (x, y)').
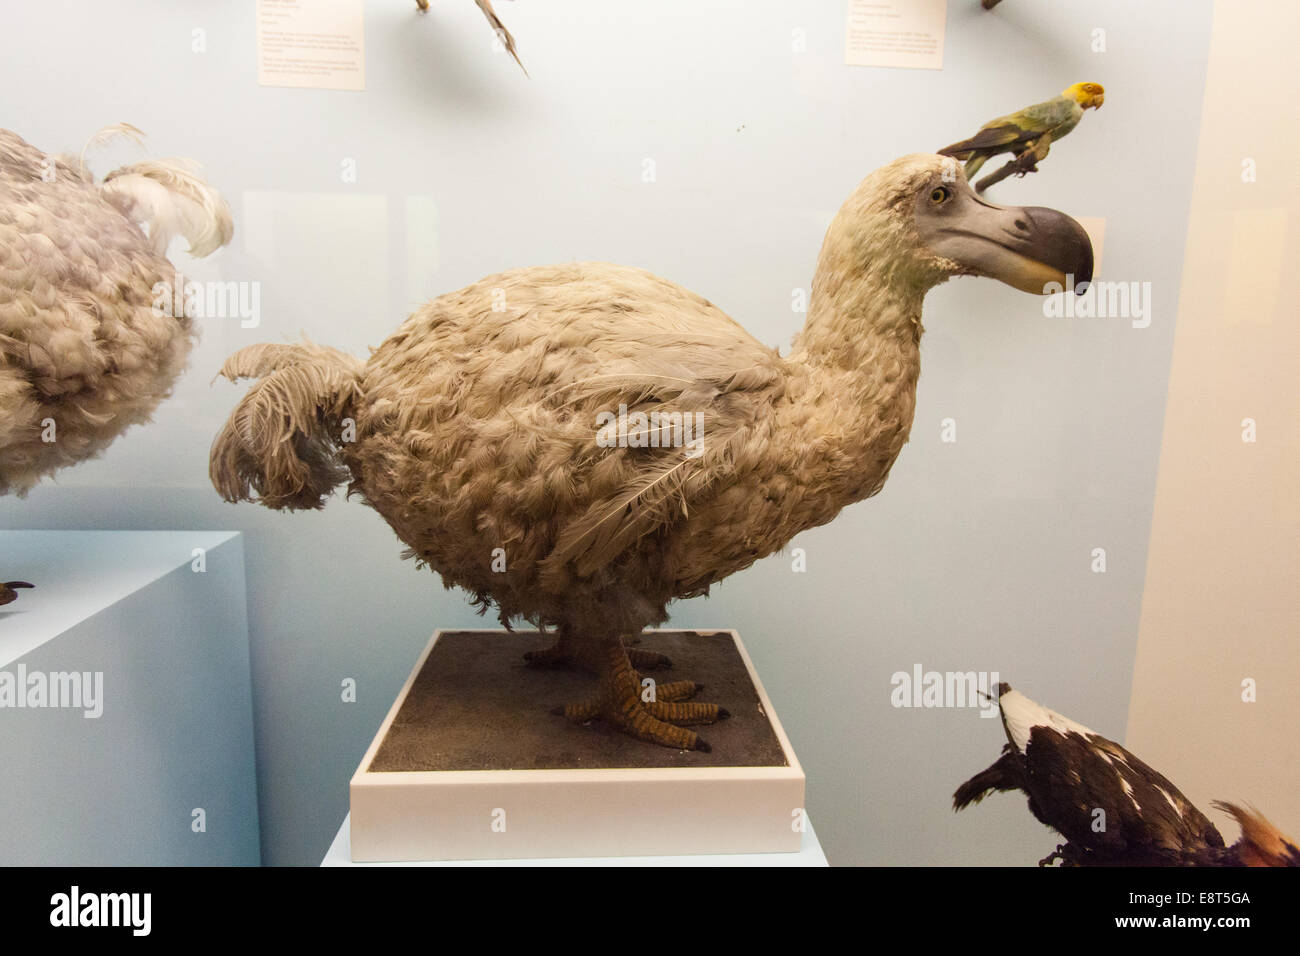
top-left (917, 175), bottom-right (1094, 294)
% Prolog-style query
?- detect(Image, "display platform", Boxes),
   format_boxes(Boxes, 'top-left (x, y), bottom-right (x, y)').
top-left (0, 530), bottom-right (260, 865)
top-left (324, 811), bottom-right (828, 866)
top-left (350, 629), bottom-right (806, 862)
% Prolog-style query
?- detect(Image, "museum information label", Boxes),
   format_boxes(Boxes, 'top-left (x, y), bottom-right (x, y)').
top-left (845, 0), bottom-right (947, 70)
top-left (257, 0), bottom-right (365, 91)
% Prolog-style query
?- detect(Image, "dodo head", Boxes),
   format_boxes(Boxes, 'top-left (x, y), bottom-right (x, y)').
top-left (844, 154), bottom-right (1093, 295)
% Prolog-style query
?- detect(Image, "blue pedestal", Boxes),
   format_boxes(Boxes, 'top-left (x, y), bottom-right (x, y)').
top-left (0, 531), bottom-right (260, 865)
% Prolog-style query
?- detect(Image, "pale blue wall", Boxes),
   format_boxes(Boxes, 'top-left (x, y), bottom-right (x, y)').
top-left (0, 0), bottom-right (1214, 864)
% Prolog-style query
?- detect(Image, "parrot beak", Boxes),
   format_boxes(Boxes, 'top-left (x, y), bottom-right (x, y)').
top-left (916, 175), bottom-right (1094, 294)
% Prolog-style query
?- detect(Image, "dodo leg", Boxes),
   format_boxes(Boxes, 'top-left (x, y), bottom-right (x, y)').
top-left (522, 627), bottom-right (576, 667)
top-left (525, 627), bottom-right (672, 671)
top-left (554, 638), bottom-right (727, 751)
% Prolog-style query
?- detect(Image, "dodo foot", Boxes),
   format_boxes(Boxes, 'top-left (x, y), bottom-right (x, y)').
top-left (627, 648), bottom-right (672, 670)
top-left (551, 642), bottom-right (726, 751)
top-left (647, 679), bottom-right (703, 702)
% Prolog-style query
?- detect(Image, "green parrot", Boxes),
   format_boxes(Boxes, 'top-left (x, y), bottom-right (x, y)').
top-left (940, 82), bottom-right (1105, 191)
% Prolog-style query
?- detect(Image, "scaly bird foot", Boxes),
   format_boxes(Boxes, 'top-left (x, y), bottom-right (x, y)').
top-left (627, 647), bottom-right (672, 670)
top-left (552, 642), bottom-right (726, 751)
top-left (647, 679), bottom-right (702, 702)
top-left (1038, 843), bottom-right (1079, 867)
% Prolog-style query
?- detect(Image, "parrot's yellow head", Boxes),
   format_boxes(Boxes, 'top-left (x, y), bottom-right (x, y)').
top-left (1064, 82), bottom-right (1105, 109)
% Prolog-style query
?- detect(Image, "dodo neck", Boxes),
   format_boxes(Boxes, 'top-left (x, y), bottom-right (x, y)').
top-left (790, 223), bottom-right (928, 372)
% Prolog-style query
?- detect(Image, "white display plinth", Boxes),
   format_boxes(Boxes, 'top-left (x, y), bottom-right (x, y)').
top-left (324, 812), bottom-right (828, 866)
top-left (0, 530), bottom-right (260, 865)
top-left (349, 629), bottom-right (806, 862)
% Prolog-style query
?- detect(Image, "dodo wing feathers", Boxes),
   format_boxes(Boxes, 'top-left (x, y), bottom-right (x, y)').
top-left (371, 263), bottom-right (791, 583)
top-left (537, 329), bottom-right (787, 581)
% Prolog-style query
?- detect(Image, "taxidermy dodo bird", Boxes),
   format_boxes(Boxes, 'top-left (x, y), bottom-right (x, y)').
top-left (0, 125), bottom-right (233, 600)
top-left (211, 153), bottom-right (1092, 751)
top-left (955, 683), bottom-right (1300, 866)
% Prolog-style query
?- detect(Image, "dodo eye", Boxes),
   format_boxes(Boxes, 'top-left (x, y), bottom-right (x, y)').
top-left (930, 186), bottom-right (949, 204)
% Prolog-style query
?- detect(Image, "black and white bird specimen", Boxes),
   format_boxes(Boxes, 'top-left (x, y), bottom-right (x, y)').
top-left (954, 683), bottom-right (1300, 866)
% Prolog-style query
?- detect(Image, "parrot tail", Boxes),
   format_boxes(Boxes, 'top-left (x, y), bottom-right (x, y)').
top-left (210, 341), bottom-right (365, 510)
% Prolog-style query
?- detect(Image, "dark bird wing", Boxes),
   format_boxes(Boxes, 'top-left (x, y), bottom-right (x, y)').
top-left (953, 745), bottom-right (1025, 810)
top-left (1021, 727), bottom-right (1224, 864)
top-left (939, 123), bottom-right (1037, 159)
top-left (939, 96), bottom-right (1077, 158)
top-left (539, 324), bottom-right (787, 583)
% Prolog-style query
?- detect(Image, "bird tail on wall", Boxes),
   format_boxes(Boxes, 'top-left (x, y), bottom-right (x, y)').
top-left (78, 123), bottom-right (233, 258)
top-left (210, 342), bottom-right (364, 510)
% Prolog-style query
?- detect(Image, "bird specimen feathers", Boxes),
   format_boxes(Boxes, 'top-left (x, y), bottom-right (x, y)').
top-left (954, 683), bottom-right (1300, 866)
top-left (415, 0), bottom-right (527, 75)
top-left (0, 124), bottom-right (233, 496)
top-left (211, 154), bottom-right (1092, 751)
top-left (940, 82), bottom-right (1104, 192)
